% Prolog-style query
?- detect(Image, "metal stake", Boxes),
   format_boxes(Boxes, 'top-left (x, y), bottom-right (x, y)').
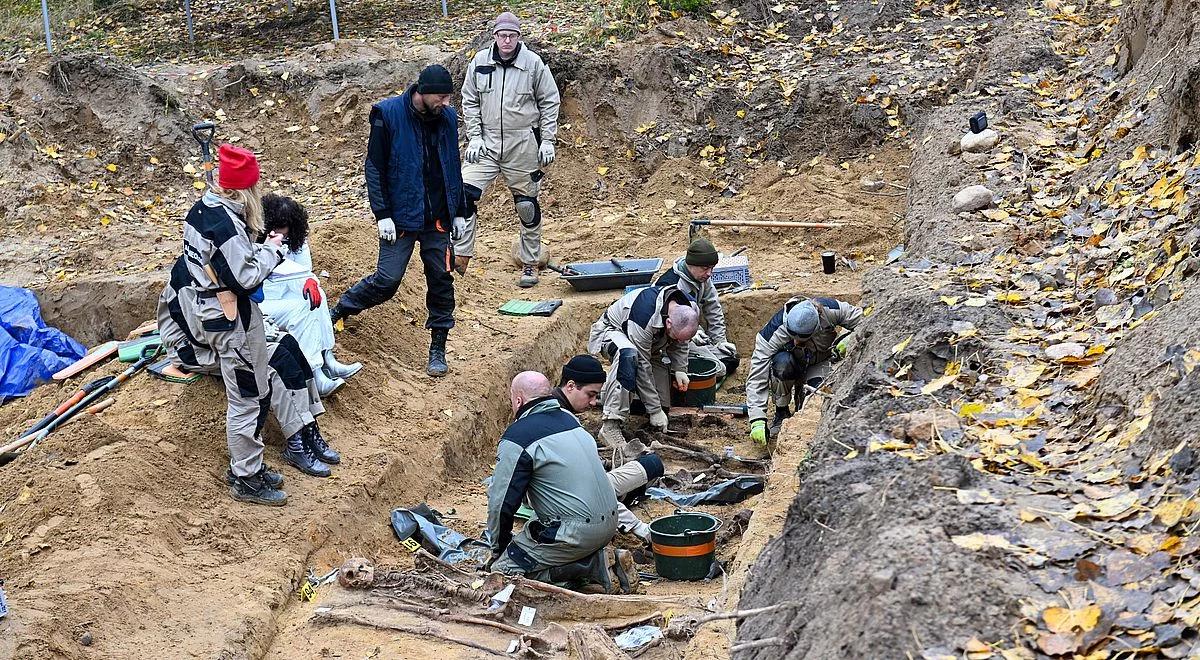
top-left (328, 0), bottom-right (339, 39)
top-left (184, 0), bottom-right (195, 43)
top-left (286, 0), bottom-right (294, 14)
top-left (441, 0), bottom-right (447, 18)
top-left (40, 0), bottom-right (53, 53)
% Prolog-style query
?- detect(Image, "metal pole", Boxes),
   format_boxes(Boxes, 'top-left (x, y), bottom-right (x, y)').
top-left (40, 0), bottom-right (53, 53)
top-left (328, 0), bottom-right (339, 39)
top-left (441, 0), bottom-right (447, 18)
top-left (184, 0), bottom-right (195, 43)
top-left (287, 0), bottom-right (294, 14)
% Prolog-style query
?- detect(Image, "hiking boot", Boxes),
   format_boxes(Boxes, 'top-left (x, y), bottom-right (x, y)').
top-left (427, 329), bottom-right (449, 377)
top-left (303, 422), bottom-right (340, 465)
top-left (518, 265), bottom-right (539, 288)
top-left (282, 428), bottom-right (331, 477)
top-left (598, 420), bottom-right (625, 451)
top-left (769, 405), bottom-right (792, 438)
top-left (229, 469), bottom-right (288, 506)
top-left (226, 464), bottom-right (284, 488)
top-left (322, 350), bottom-right (362, 380)
top-left (610, 548), bottom-right (639, 594)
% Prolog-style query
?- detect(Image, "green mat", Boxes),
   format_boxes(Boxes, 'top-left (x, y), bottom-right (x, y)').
top-left (498, 299), bottom-right (563, 317)
top-left (118, 334), bottom-right (161, 362)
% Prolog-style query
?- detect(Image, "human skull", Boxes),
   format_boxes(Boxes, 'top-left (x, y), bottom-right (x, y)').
top-left (337, 557), bottom-right (375, 588)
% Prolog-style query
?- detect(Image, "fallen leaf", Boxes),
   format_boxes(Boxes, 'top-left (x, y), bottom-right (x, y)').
top-left (891, 334), bottom-right (913, 355)
top-left (952, 533), bottom-right (1013, 551)
top-left (921, 373), bottom-right (959, 396)
top-left (105, 163), bottom-right (117, 172)
top-left (965, 297), bottom-right (989, 307)
top-left (1154, 499), bottom-right (1196, 527)
top-left (1036, 632), bottom-right (1079, 656)
top-left (596, 166), bottom-right (609, 175)
top-left (1091, 491), bottom-right (1138, 519)
top-left (1043, 604), bottom-right (1101, 633)
top-left (1004, 363), bottom-right (1046, 388)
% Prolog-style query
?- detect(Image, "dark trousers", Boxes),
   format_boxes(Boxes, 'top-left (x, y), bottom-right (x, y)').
top-left (337, 228), bottom-right (455, 329)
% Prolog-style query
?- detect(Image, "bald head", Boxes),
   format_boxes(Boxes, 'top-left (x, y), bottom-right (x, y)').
top-left (665, 301), bottom-right (700, 342)
top-left (510, 370), bottom-right (552, 414)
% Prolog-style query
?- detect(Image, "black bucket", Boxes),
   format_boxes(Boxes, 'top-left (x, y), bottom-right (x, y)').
top-left (649, 511), bottom-right (721, 581)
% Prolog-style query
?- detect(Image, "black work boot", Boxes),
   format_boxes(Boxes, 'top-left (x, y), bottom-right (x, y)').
top-left (229, 468), bottom-right (288, 506)
top-left (282, 428), bottom-right (332, 477)
top-left (226, 463), bottom-right (284, 488)
top-left (427, 329), bottom-right (449, 377)
top-left (303, 422), bottom-right (340, 465)
top-left (769, 405), bottom-right (792, 438)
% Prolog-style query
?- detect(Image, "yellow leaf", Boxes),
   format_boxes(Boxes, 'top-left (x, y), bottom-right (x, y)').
top-left (958, 402), bottom-right (986, 418)
top-left (891, 334), bottom-right (913, 355)
top-left (105, 163), bottom-right (117, 172)
top-left (193, 180), bottom-right (207, 190)
top-left (965, 297), bottom-right (988, 307)
top-left (952, 533), bottom-right (1013, 551)
top-left (921, 373), bottom-right (959, 395)
top-left (996, 292), bottom-right (1024, 304)
top-left (1018, 509), bottom-right (1043, 522)
top-left (1154, 499), bottom-right (1195, 527)
top-left (183, 163), bottom-right (197, 174)
top-left (596, 166), bottom-right (609, 175)
top-left (843, 449), bottom-right (859, 460)
top-left (0, 132), bottom-right (7, 143)
top-left (1003, 363), bottom-right (1046, 388)
top-left (1018, 452), bottom-right (1047, 470)
top-left (699, 145), bottom-right (716, 158)
top-left (736, 109), bottom-right (746, 119)
top-left (100, 216), bottom-right (111, 226)
top-left (149, 156), bottom-right (160, 164)
top-left (1118, 145), bottom-right (1149, 170)
top-left (1042, 605), bottom-right (1101, 634)
top-left (940, 295), bottom-right (960, 306)
top-left (982, 209), bottom-right (1010, 221)
top-left (635, 122), bottom-right (656, 134)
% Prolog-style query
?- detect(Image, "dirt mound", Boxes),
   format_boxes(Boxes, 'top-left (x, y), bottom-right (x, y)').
top-left (740, 0), bottom-right (1200, 656)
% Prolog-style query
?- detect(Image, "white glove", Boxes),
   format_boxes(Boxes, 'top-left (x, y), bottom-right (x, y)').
top-left (451, 216), bottom-right (468, 241)
top-left (465, 139), bottom-right (485, 164)
top-left (377, 218), bottom-right (396, 243)
top-left (538, 141), bottom-right (556, 167)
top-left (648, 409), bottom-right (669, 431)
top-left (673, 371), bottom-right (690, 390)
top-left (717, 341), bottom-right (738, 357)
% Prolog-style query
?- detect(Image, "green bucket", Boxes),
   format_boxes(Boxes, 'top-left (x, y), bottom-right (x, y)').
top-left (649, 511), bottom-right (721, 581)
top-left (669, 356), bottom-right (721, 408)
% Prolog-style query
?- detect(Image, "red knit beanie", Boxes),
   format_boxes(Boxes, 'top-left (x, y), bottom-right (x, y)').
top-left (217, 144), bottom-right (260, 190)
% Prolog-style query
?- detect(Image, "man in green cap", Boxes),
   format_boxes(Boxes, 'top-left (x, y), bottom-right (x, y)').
top-left (655, 238), bottom-right (739, 380)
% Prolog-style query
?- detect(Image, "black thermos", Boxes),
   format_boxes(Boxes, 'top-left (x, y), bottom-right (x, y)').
top-left (821, 251), bottom-right (836, 275)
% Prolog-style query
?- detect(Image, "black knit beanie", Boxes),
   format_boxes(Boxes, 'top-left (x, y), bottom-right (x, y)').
top-left (685, 238), bottom-right (720, 267)
top-left (417, 64), bottom-right (453, 95)
top-left (562, 355), bottom-right (606, 386)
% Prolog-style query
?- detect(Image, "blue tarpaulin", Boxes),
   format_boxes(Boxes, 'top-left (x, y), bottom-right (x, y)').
top-left (0, 286), bottom-right (86, 402)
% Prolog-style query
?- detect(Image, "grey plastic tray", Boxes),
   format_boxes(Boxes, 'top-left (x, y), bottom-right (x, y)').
top-left (560, 258), bottom-right (664, 292)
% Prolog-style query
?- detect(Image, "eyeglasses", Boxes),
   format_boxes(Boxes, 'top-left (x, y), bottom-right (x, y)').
top-left (495, 32), bottom-right (519, 41)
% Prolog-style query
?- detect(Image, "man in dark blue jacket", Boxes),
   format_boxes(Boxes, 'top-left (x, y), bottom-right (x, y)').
top-left (331, 65), bottom-right (466, 377)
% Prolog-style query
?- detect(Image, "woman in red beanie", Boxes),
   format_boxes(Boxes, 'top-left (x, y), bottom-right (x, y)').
top-left (154, 145), bottom-right (336, 505)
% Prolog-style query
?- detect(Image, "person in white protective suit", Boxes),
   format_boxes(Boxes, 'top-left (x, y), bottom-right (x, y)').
top-left (258, 194), bottom-right (361, 396)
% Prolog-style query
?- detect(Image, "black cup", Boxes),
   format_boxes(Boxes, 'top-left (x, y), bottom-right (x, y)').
top-left (821, 251), bottom-right (836, 274)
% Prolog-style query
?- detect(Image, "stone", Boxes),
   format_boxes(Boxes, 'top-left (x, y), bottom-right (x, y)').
top-left (890, 408), bottom-right (961, 443)
top-left (860, 176), bottom-right (886, 192)
top-left (1094, 287), bottom-right (1118, 307)
top-left (79, 632), bottom-right (93, 647)
top-left (869, 568), bottom-right (896, 592)
top-left (952, 185), bottom-right (994, 213)
top-left (961, 151), bottom-right (990, 167)
top-left (1045, 342), bottom-right (1086, 361)
top-left (960, 128), bottom-right (1000, 153)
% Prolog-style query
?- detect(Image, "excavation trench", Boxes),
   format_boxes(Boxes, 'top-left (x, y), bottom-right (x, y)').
top-left (250, 287), bottom-right (853, 660)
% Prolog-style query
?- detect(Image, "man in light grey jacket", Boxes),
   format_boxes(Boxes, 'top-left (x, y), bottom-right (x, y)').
top-left (655, 238), bottom-right (740, 379)
top-left (587, 286), bottom-right (700, 450)
top-left (454, 11), bottom-right (561, 288)
top-left (746, 297), bottom-right (864, 444)
top-left (487, 372), bottom-right (635, 592)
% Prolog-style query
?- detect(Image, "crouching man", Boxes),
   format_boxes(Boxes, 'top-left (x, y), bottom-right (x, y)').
top-left (746, 297), bottom-right (864, 444)
top-left (588, 286), bottom-right (700, 451)
top-left (553, 355), bottom-right (665, 543)
top-left (487, 371), bottom-right (636, 593)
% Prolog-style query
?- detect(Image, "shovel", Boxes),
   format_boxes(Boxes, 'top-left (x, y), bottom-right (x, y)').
top-left (190, 120), bottom-right (237, 321)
